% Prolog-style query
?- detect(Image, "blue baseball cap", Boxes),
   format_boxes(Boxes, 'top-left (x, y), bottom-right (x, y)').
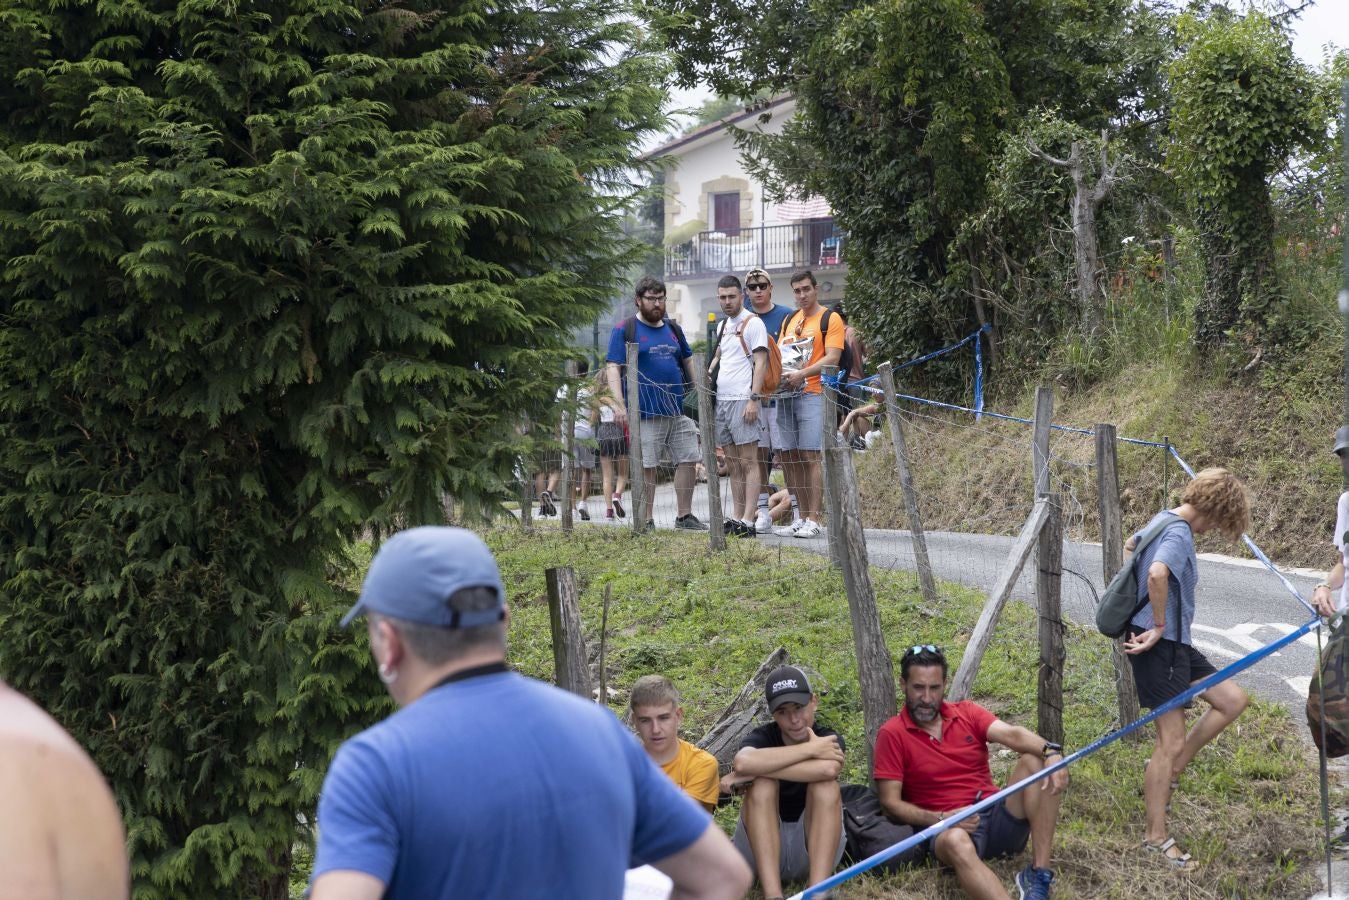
top-left (341, 526), bottom-right (506, 628)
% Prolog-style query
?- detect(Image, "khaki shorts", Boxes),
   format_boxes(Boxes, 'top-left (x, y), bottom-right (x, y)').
top-left (732, 808), bottom-right (846, 883)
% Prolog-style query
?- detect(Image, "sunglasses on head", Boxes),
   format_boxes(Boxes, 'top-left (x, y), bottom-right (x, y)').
top-left (902, 644), bottom-right (942, 658)
top-left (746, 282), bottom-right (770, 291)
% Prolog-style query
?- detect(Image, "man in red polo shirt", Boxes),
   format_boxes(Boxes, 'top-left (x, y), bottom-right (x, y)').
top-left (873, 646), bottom-right (1068, 900)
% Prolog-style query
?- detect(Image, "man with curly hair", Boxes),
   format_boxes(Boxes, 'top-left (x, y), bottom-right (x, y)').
top-left (1122, 467), bottom-right (1252, 871)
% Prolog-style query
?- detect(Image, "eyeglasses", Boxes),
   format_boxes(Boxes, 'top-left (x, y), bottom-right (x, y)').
top-left (746, 282), bottom-right (770, 291)
top-left (901, 644), bottom-right (942, 658)
top-left (639, 293), bottom-right (666, 303)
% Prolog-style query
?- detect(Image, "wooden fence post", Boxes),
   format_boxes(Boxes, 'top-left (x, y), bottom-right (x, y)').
top-left (1036, 492), bottom-right (1064, 744)
top-left (692, 351), bottom-right (726, 551)
top-left (1032, 386), bottom-right (1054, 498)
top-left (822, 365), bottom-right (897, 761)
top-left (1096, 424), bottom-right (1141, 733)
top-left (561, 360), bottom-right (576, 533)
top-left (950, 500), bottom-right (1050, 701)
top-left (820, 365), bottom-right (844, 567)
top-left (877, 362), bottom-right (938, 606)
top-left (545, 566), bottom-right (591, 698)
top-left (519, 413), bottom-right (533, 532)
top-left (626, 343), bottom-right (646, 533)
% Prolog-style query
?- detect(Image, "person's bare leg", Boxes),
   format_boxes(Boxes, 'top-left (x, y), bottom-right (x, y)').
top-left (729, 442), bottom-right (757, 520)
top-left (743, 777), bottom-right (784, 898)
top-left (674, 461), bottom-right (696, 518)
top-left (802, 780), bottom-right (842, 886)
top-left (932, 829), bottom-right (1010, 900)
top-left (1172, 681), bottom-right (1248, 778)
top-left (758, 446), bottom-right (773, 502)
top-left (599, 456), bottom-right (615, 512)
top-left (617, 456), bottom-right (629, 496)
top-left (800, 452), bottom-right (822, 522)
top-left (1144, 709), bottom-right (1186, 844)
top-left (780, 451), bottom-right (802, 523)
top-left (1003, 755), bottom-right (1061, 871)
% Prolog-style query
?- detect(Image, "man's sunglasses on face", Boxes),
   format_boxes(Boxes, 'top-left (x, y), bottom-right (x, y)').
top-left (746, 282), bottom-right (770, 291)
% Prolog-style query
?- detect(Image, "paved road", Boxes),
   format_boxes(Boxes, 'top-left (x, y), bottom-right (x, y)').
top-left (583, 481), bottom-right (1328, 715)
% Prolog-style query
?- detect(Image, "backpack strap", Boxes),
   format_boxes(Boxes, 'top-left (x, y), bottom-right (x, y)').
top-left (1129, 517), bottom-right (1191, 629)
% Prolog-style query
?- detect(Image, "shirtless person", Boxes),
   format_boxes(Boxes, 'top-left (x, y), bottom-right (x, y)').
top-left (0, 683), bottom-right (128, 900)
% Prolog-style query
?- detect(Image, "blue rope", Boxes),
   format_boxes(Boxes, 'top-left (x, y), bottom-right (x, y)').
top-left (973, 328), bottom-right (985, 421)
top-left (792, 613), bottom-right (1324, 899)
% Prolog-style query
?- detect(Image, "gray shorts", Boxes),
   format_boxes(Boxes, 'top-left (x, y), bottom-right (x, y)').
top-left (732, 808), bottom-right (846, 883)
top-left (776, 393), bottom-right (824, 452)
top-left (571, 439), bottom-right (595, 470)
top-left (638, 415), bottom-right (701, 469)
top-left (716, 399), bottom-right (765, 447)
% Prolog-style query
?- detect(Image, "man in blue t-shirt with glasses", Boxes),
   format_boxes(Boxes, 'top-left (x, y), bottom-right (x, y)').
top-left (606, 276), bottom-right (709, 532)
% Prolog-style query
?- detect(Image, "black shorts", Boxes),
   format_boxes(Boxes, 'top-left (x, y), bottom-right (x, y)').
top-left (1126, 629), bottom-right (1217, 709)
top-left (923, 799), bottom-right (1029, 863)
top-left (596, 422), bottom-right (628, 459)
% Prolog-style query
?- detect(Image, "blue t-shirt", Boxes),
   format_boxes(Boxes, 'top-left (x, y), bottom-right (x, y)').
top-left (755, 303), bottom-right (794, 343)
top-left (312, 671), bottom-right (709, 899)
top-left (1129, 511), bottom-right (1198, 645)
top-left (606, 318), bottom-right (692, 418)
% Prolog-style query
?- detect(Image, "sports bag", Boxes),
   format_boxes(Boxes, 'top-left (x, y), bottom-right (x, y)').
top-left (1095, 516), bottom-right (1188, 638)
top-left (1307, 615), bottom-right (1349, 757)
top-left (840, 784), bottom-right (922, 871)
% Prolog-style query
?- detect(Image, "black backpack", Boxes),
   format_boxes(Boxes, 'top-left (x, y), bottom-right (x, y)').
top-left (840, 784), bottom-right (922, 871)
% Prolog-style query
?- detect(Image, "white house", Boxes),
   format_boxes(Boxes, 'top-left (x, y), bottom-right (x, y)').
top-left (642, 95), bottom-right (849, 340)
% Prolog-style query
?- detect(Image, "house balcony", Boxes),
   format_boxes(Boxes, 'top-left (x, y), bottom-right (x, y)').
top-left (664, 220), bottom-right (844, 281)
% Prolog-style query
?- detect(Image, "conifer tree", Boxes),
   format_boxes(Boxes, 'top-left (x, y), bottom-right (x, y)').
top-left (0, 0), bottom-right (664, 895)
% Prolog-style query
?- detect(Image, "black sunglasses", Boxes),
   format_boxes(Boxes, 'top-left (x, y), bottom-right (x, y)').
top-left (746, 282), bottom-right (770, 291)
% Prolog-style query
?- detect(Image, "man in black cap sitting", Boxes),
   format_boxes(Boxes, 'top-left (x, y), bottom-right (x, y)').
top-left (721, 664), bottom-right (846, 900)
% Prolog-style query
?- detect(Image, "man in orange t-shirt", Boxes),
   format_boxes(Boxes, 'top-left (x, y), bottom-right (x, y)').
top-left (630, 675), bottom-right (720, 811)
top-left (773, 271), bottom-right (845, 539)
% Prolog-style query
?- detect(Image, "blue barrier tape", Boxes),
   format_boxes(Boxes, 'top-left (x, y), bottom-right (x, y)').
top-left (974, 328), bottom-right (985, 421)
top-left (792, 613), bottom-right (1324, 899)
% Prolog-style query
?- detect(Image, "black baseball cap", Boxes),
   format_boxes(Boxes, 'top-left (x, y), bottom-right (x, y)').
top-left (764, 665), bottom-right (813, 712)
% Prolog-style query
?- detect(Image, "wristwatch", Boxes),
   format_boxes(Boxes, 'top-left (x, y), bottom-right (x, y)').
top-left (750, 393), bottom-right (762, 401)
top-left (1041, 741), bottom-right (1063, 759)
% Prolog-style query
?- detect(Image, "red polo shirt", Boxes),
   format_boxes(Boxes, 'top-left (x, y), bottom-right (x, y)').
top-left (873, 700), bottom-right (999, 811)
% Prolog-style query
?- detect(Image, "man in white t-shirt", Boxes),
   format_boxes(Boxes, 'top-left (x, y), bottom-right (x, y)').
top-left (708, 274), bottom-right (768, 538)
top-left (1312, 425), bottom-right (1349, 617)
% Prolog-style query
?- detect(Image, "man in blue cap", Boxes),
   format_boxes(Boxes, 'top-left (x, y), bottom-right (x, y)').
top-left (309, 526), bottom-right (750, 900)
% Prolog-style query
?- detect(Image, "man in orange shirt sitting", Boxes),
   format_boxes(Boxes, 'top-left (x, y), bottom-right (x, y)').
top-left (630, 675), bottom-right (721, 812)
top-left (773, 271), bottom-right (845, 539)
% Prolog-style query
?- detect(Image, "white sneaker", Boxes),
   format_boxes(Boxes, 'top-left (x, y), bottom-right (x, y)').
top-left (794, 519), bottom-right (822, 538)
top-left (755, 514), bottom-right (773, 534)
top-left (773, 521), bottom-right (801, 537)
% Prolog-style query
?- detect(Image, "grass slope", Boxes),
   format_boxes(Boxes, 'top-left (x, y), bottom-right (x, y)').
top-left (485, 526), bottom-right (1322, 899)
top-left (856, 348), bottom-right (1345, 568)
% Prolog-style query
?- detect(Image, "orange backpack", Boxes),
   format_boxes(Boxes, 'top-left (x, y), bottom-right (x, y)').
top-left (717, 317), bottom-right (783, 395)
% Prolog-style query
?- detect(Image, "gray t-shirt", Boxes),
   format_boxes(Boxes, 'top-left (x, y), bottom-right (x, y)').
top-left (1128, 511), bottom-right (1197, 645)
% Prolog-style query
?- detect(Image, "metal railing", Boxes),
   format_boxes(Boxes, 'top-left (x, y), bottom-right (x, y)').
top-left (664, 221), bottom-right (844, 279)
